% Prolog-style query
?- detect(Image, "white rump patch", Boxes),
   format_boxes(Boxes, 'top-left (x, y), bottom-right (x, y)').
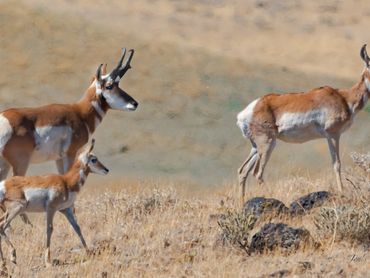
top-left (0, 115), bottom-right (13, 155)
top-left (31, 125), bottom-right (73, 163)
top-left (236, 98), bottom-right (260, 138)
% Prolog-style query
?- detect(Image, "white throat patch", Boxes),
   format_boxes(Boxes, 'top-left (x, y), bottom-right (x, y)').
top-left (91, 100), bottom-right (106, 119)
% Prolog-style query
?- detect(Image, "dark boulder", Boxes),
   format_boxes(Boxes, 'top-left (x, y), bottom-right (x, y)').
top-left (289, 191), bottom-right (330, 215)
top-left (243, 197), bottom-right (289, 218)
top-left (250, 223), bottom-right (311, 253)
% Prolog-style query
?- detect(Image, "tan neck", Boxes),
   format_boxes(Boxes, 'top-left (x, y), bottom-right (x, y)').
top-left (76, 84), bottom-right (110, 134)
top-left (63, 160), bottom-right (90, 192)
top-left (340, 73), bottom-right (369, 114)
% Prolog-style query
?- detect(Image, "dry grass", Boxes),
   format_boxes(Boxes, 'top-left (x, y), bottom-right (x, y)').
top-left (1, 156), bottom-right (368, 277)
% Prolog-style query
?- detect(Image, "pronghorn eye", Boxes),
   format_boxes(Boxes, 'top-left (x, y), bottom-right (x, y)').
top-left (106, 84), bottom-right (113, 90)
top-left (91, 157), bottom-right (97, 163)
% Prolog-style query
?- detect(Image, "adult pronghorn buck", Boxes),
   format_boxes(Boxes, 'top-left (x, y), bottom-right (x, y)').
top-left (0, 47), bottom-right (137, 180)
top-left (0, 139), bottom-right (108, 268)
top-left (237, 44), bottom-right (370, 200)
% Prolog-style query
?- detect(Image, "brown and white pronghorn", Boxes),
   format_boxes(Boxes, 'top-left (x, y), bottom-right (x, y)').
top-left (0, 48), bottom-right (137, 180)
top-left (237, 44), bottom-right (370, 200)
top-left (0, 139), bottom-right (108, 268)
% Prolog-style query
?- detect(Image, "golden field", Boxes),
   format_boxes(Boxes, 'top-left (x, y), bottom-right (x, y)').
top-left (0, 0), bottom-right (369, 277)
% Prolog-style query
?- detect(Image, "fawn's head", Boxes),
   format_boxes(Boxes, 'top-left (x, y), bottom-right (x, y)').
top-left (79, 139), bottom-right (109, 176)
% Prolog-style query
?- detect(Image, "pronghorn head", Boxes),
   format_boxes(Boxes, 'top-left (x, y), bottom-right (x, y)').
top-left (95, 48), bottom-right (139, 111)
top-left (79, 139), bottom-right (109, 176)
top-left (360, 44), bottom-right (370, 92)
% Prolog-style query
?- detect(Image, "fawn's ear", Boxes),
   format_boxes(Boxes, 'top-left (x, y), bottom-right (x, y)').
top-left (360, 44), bottom-right (370, 68)
top-left (88, 139), bottom-right (95, 153)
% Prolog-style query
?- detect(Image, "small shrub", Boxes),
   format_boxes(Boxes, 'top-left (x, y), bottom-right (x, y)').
top-left (350, 152), bottom-right (370, 173)
top-left (314, 206), bottom-right (370, 244)
top-left (217, 209), bottom-right (257, 254)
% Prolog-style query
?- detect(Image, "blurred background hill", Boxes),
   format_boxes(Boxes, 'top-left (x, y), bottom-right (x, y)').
top-left (0, 0), bottom-right (369, 186)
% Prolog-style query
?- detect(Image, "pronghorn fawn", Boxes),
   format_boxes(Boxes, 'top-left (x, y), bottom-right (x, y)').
top-left (0, 139), bottom-right (108, 269)
top-left (237, 44), bottom-right (370, 202)
top-left (0, 48), bottom-right (137, 224)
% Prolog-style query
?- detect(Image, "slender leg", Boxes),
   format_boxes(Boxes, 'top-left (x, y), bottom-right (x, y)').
top-left (239, 152), bottom-right (258, 204)
top-left (11, 161), bottom-right (33, 226)
top-left (45, 208), bottom-right (56, 267)
top-left (255, 138), bottom-right (276, 185)
top-left (326, 135), bottom-right (343, 191)
top-left (0, 202), bottom-right (26, 264)
top-left (238, 147), bottom-right (257, 175)
top-left (60, 207), bottom-right (88, 251)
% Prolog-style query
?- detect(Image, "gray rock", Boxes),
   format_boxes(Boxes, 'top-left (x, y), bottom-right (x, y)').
top-left (289, 191), bottom-right (330, 215)
top-left (250, 223), bottom-right (310, 253)
top-left (243, 197), bottom-right (289, 218)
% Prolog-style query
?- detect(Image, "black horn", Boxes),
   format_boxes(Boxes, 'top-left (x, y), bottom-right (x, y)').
top-left (118, 49), bottom-right (135, 79)
top-left (360, 44), bottom-right (370, 67)
top-left (116, 48), bottom-right (126, 69)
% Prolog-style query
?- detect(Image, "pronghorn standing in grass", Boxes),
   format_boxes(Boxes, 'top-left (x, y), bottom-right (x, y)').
top-left (0, 48), bottom-right (137, 178)
top-left (237, 44), bottom-right (370, 201)
top-left (0, 48), bottom-right (137, 222)
top-left (0, 139), bottom-right (108, 268)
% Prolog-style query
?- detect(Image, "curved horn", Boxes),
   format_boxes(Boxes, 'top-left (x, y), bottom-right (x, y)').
top-left (116, 48), bottom-right (127, 69)
top-left (360, 44), bottom-right (369, 66)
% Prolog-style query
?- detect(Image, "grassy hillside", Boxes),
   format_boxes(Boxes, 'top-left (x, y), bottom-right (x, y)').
top-left (0, 1), bottom-right (369, 186)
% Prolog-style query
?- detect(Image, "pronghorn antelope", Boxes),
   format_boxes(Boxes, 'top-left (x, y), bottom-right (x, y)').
top-left (0, 47), bottom-right (137, 180)
top-left (0, 139), bottom-right (108, 268)
top-left (0, 48), bottom-right (136, 223)
top-left (237, 44), bottom-right (370, 200)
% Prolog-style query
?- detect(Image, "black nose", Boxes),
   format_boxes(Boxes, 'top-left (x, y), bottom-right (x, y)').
top-left (105, 168), bottom-right (109, 173)
top-left (133, 101), bottom-right (138, 108)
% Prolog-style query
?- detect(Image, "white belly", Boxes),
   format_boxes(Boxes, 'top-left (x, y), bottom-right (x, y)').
top-left (277, 110), bottom-right (327, 143)
top-left (31, 125), bottom-right (72, 163)
top-left (55, 192), bottom-right (77, 211)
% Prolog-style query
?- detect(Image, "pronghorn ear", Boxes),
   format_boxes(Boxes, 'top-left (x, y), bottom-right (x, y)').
top-left (96, 64), bottom-right (104, 83)
top-left (360, 44), bottom-right (370, 67)
top-left (101, 64), bottom-right (107, 75)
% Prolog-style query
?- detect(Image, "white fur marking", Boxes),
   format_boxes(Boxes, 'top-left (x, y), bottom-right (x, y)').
top-left (277, 109), bottom-right (328, 142)
top-left (103, 92), bottom-right (130, 110)
top-left (0, 115), bottom-right (13, 155)
top-left (31, 125), bottom-right (73, 163)
top-left (57, 192), bottom-right (77, 210)
top-left (91, 100), bottom-right (106, 118)
top-left (24, 188), bottom-right (57, 212)
top-left (0, 181), bottom-right (6, 202)
top-left (236, 98), bottom-right (260, 138)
